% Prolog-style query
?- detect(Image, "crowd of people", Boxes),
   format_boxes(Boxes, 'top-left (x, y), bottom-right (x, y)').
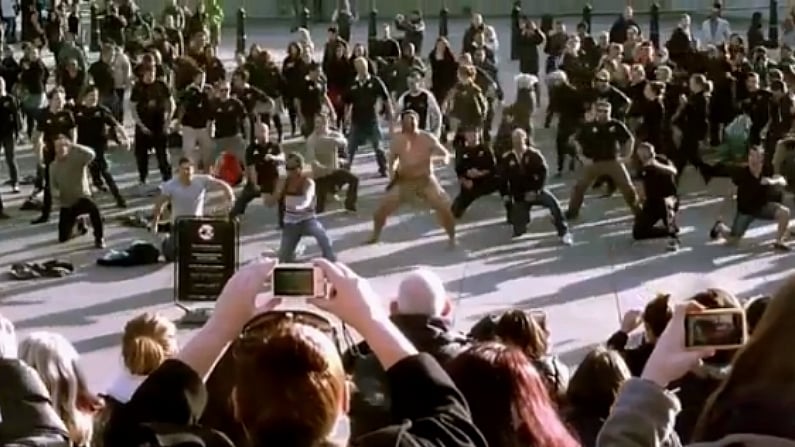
top-left (0, 258), bottom-right (790, 447)
top-left (1, 0), bottom-right (795, 445)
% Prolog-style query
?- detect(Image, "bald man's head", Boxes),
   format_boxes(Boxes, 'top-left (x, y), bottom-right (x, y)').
top-left (393, 268), bottom-right (450, 317)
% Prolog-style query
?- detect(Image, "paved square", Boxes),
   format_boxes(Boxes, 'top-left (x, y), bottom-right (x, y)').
top-left (0, 16), bottom-right (791, 390)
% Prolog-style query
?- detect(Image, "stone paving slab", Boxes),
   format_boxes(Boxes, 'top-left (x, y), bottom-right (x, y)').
top-left (1, 17), bottom-right (793, 391)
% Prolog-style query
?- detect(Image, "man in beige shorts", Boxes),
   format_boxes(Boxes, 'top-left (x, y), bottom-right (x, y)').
top-left (366, 110), bottom-right (457, 247)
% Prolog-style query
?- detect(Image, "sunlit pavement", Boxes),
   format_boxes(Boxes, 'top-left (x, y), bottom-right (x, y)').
top-left (0, 16), bottom-right (791, 390)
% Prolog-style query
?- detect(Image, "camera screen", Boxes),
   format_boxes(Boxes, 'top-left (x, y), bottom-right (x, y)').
top-left (273, 267), bottom-right (315, 297)
top-left (685, 312), bottom-right (745, 348)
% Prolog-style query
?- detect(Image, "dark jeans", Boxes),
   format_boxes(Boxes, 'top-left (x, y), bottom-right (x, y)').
top-left (510, 189), bottom-right (568, 237)
top-left (1, 133), bottom-right (18, 185)
top-left (58, 197), bottom-right (103, 242)
top-left (35, 161), bottom-right (53, 218)
top-left (279, 218), bottom-right (336, 262)
top-left (229, 182), bottom-right (285, 225)
top-left (134, 127), bottom-right (172, 184)
top-left (87, 144), bottom-right (123, 202)
top-left (451, 177), bottom-right (508, 219)
top-left (633, 196), bottom-right (679, 240)
top-left (347, 120), bottom-right (386, 173)
top-left (316, 169), bottom-right (359, 212)
top-left (114, 89), bottom-right (126, 122)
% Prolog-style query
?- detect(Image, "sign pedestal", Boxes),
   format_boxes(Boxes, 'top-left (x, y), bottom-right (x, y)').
top-left (177, 306), bottom-right (214, 326)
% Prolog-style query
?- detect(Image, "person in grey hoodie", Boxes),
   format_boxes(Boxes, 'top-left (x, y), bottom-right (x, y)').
top-left (597, 292), bottom-right (795, 447)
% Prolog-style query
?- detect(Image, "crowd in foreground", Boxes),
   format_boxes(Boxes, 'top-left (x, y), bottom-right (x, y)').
top-left (0, 258), bottom-right (789, 447)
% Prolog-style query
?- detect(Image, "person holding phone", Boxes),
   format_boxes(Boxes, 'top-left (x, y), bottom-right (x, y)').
top-left (709, 146), bottom-right (791, 252)
top-left (633, 142), bottom-right (680, 251)
top-left (271, 153), bottom-right (336, 263)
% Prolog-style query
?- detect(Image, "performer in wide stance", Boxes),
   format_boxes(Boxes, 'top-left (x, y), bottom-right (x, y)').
top-left (366, 110), bottom-right (456, 247)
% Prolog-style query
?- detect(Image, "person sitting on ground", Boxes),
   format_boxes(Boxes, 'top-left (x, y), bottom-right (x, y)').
top-left (0, 314), bottom-right (71, 446)
top-left (448, 342), bottom-right (580, 447)
top-left (606, 293), bottom-right (673, 376)
top-left (495, 309), bottom-right (570, 402)
top-left (347, 267), bottom-right (470, 437)
top-left (18, 332), bottom-right (103, 447)
top-left (94, 313), bottom-right (178, 447)
top-left (103, 258), bottom-right (488, 447)
top-left (744, 295), bottom-right (771, 335)
top-left (598, 277), bottom-right (795, 446)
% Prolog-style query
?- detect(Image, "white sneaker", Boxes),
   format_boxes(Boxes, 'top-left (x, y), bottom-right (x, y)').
top-left (295, 242), bottom-right (307, 257)
top-left (561, 233), bottom-right (573, 246)
top-left (666, 239), bottom-right (680, 251)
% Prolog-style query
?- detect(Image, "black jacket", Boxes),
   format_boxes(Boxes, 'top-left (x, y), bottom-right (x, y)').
top-left (606, 330), bottom-right (655, 377)
top-left (0, 358), bottom-right (70, 445)
top-left (347, 315), bottom-right (470, 437)
top-left (104, 354), bottom-right (485, 447)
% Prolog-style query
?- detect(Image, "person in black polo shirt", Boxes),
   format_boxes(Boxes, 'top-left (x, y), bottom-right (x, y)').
top-left (296, 62), bottom-right (335, 137)
top-left (633, 142), bottom-right (680, 251)
top-left (501, 128), bottom-right (572, 244)
top-left (31, 87), bottom-right (76, 225)
top-left (0, 78), bottom-right (21, 193)
top-left (450, 127), bottom-right (506, 219)
top-left (231, 69), bottom-right (273, 141)
top-left (130, 64), bottom-right (174, 190)
top-left (88, 45), bottom-right (120, 118)
top-left (19, 44), bottom-right (49, 140)
top-left (176, 70), bottom-right (214, 171)
top-left (710, 146), bottom-right (791, 251)
top-left (397, 70), bottom-right (442, 137)
top-left (565, 100), bottom-right (639, 221)
top-left (75, 85), bottom-right (130, 208)
top-left (230, 121), bottom-right (285, 224)
top-left (210, 79), bottom-right (248, 163)
top-left (344, 57), bottom-right (392, 176)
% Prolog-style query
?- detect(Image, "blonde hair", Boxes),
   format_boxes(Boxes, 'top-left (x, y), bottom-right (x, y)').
top-left (0, 313), bottom-right (17, 359)
top-left (121, 313), bottom-right (177, 376)
top-left (18, 332), bottom-right (95, 446)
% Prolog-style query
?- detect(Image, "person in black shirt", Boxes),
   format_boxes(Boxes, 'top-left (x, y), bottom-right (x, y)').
top-left (397, 70), bottom-right (443, 137)
top-left (450, 127), bottom-right (507, 220)
top-left (296, 62), bottom-right (335, 137)
top-left (547, 71), bottom-right (586, 175)
top-left (31, 87), bottom-right (76, 225)
top-left (230, 122), bottom-right (285, 223)
top-left (710, 146), bottom-right (791, 251)
top-left (59, 58), bottom-right (86, 103)
top-left (742, 72), bottom-right (771, 146)
top-left (345, 57), bottom-right (392, 176)
top-left (566, 100), bottom-right (639, 220)
top-left (75, 85), bottom-right (129, 208)
top-left (633, 142), bottom-right (680, 251)
top-left (764, 80), bottom-right (794, 172)
top-left (231, 69), bottom-right (273, 141)
top-left (211, 79), bottom-right (248, 163)
top-left (0, 78), bottom-right (21, 192)
top-left (501, 128), bottom-right (572, 244)
top-left (636, 81), bottom-right (666, 157)
top-left (176, 70), bottom-right (214, 171)
top-left (19, 45), bottom-right (49, 140)
top-left (130, 64), bottom-right (174, 187)
top-left (671, 73), bottom-right (710, 183)
top-left (89, 45), bottom-right (119, 116)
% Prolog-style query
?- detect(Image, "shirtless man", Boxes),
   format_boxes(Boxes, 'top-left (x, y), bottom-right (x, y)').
top-left (366, 110), bottom-right (456, 247)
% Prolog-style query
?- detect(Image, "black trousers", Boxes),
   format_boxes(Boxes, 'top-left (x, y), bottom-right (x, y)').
top-left (316, 169), bottom-right (359, 212)
top-left (58, 197), bottom-right (103, 242)
top-left (134, 127), bottom-right (172, 184)
top-left (229, 181), bottom-right (285, 226)
top-left (114, 89), bottom-right (125, 122)
top-left (88, 144), bottom-right (124, 202)
top-left (451, 177), bottom-right (510, 219)
top-left (35, 160), bottom-right (53, 218)
top-left (633, 196), bottom-right (679, 240)
top-left (674, 133), bottom-right (706, 182)
top-left (1, 133), bottom-right (18, 185)
top-left (555, 125), bottom-right (577, 173)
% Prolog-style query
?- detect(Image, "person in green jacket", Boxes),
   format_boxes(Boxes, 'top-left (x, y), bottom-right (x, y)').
top-left (204, 0), bottom-right (223, 47)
